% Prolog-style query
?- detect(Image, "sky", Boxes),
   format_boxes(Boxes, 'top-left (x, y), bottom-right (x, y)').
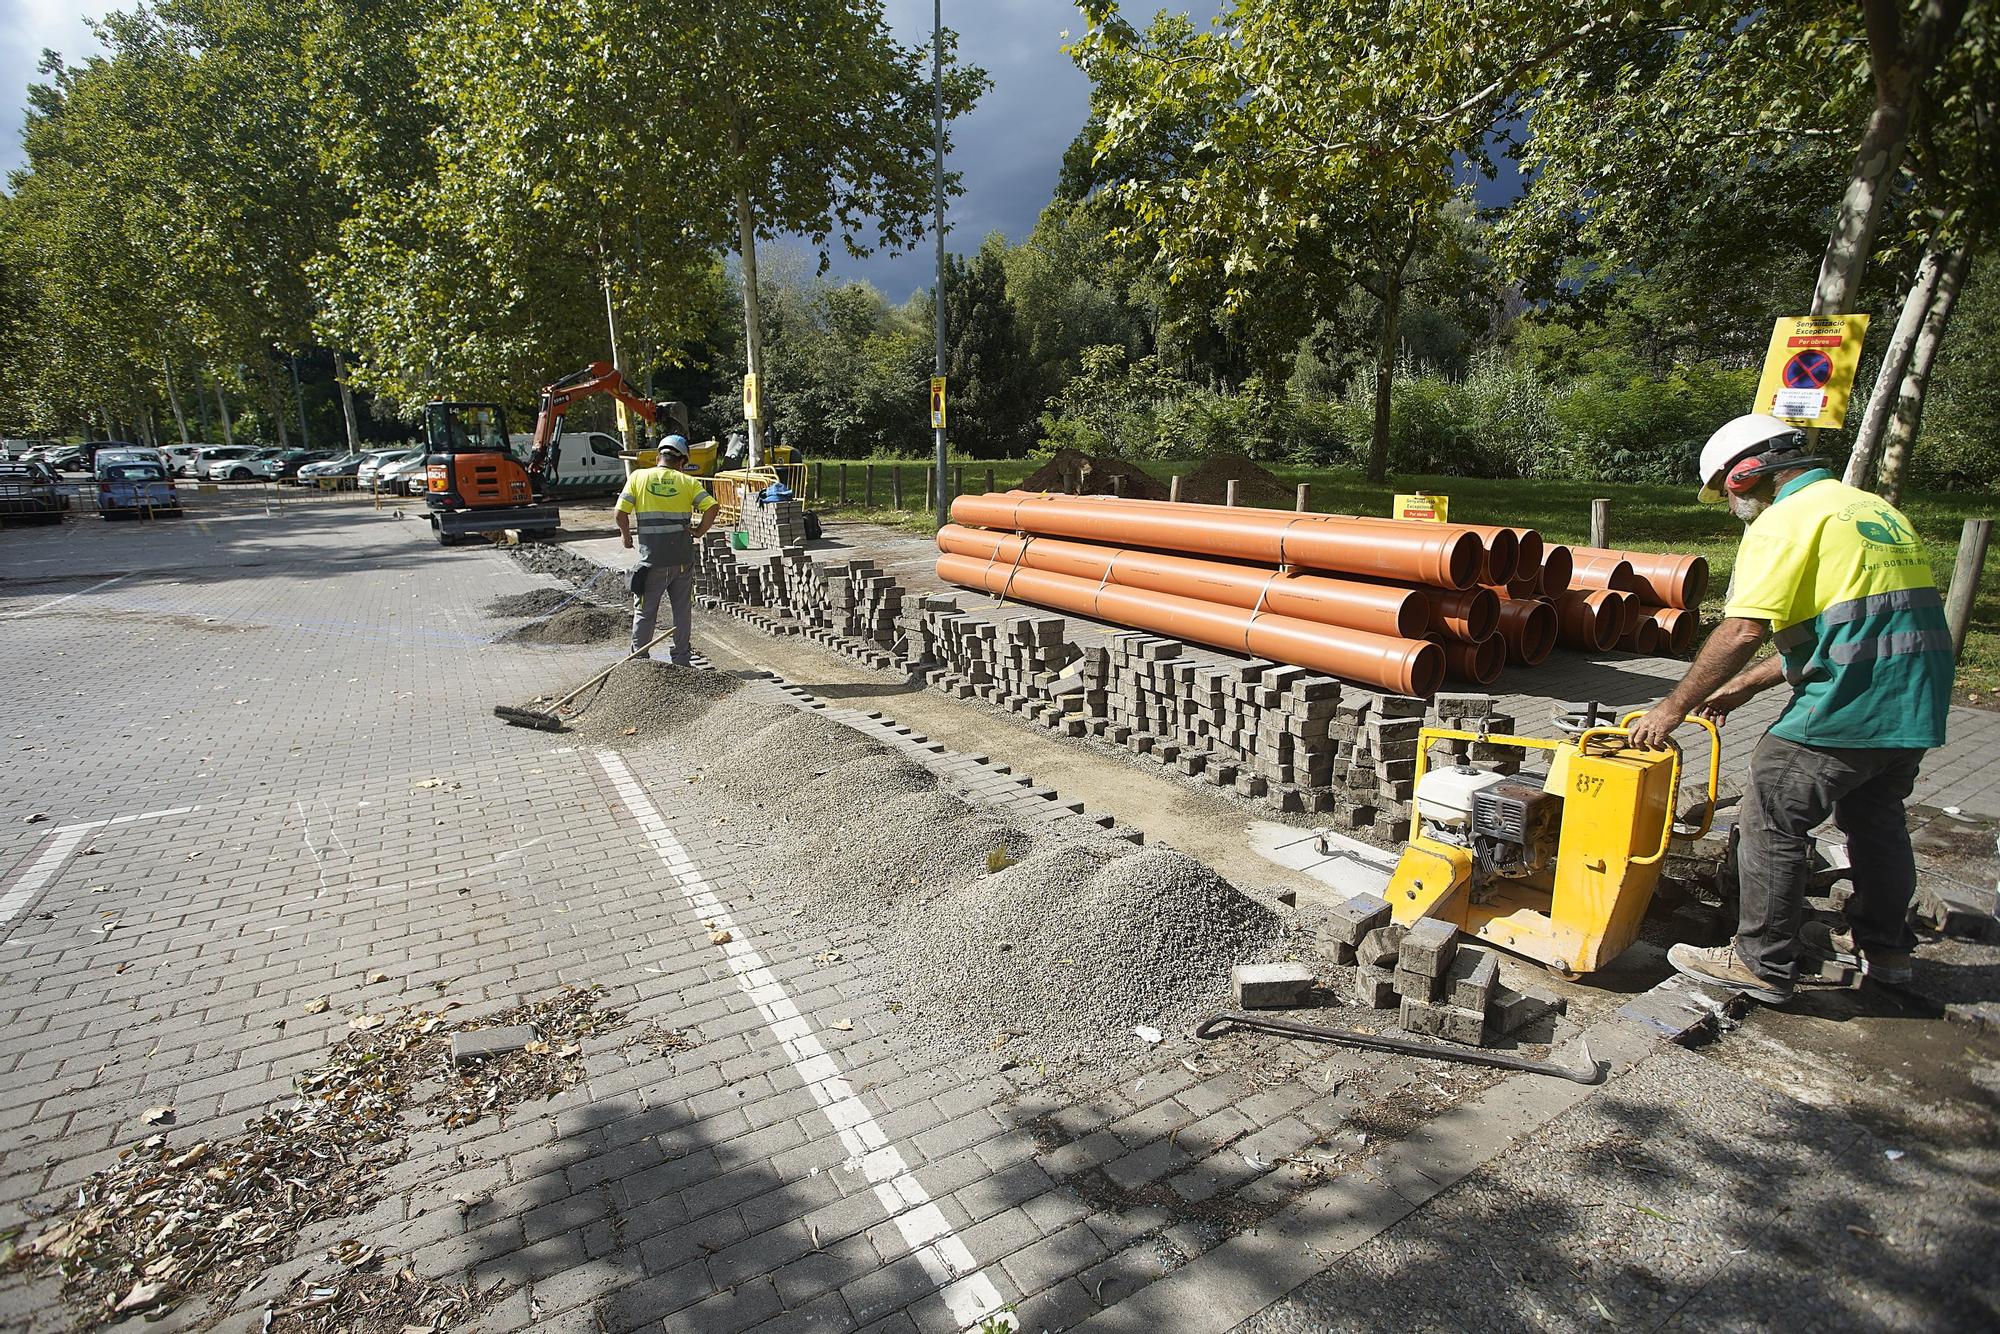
top-left (0, 1), bottom-right (1098, 301)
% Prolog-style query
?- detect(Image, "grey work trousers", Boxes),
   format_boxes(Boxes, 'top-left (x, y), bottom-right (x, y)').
top-left (1735, 730), bottom-right (1924, 984)
top-left (632, 563), bottom-right (694, 664)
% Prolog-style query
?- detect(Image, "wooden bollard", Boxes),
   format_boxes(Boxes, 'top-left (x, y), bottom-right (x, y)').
top-left (1296, 482), bottom-right (1310, 512)
top-left (1169, 474), bottom-right (1181, 502)
top-left (838, 462), bottom-right (848, 504)
top-left (892, 467), bottom-right (905, 510)
top-left (865, 463), bottom-right (875, 506)
top-left (1225, 479), bottom-right (1238, 507)
top-left (1590, 498), bottom-right (1610, 550)
top-left (953, 464), bottom-right (964, 500)
top-left (985, 466), bottom-right (995, 496)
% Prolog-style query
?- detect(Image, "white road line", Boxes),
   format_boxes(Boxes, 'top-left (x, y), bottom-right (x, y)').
top-left (0, 806), bottom-right (198, 932)
top-left (594, 750), bottom-right (1015, 1331)
top-left (0, 573), bottom-right (130, 620)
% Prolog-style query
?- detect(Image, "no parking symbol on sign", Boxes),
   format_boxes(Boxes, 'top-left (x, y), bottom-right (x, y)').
top-left (1753, 314), bottom-right (1869, 427)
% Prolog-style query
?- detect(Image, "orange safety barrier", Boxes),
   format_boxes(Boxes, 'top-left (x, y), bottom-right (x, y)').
top-left (935, 524), bottom-right (1429, 639)
top-left (935, 552), bottom-right (1444, 696)
top-left (969, 492), bottom-right (1482, 589)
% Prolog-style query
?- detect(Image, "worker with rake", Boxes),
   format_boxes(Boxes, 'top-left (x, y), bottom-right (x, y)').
top-left (1629, 413), bottom-right (1953, 1005)
top-left (615, 435), bottom-right (718, 666)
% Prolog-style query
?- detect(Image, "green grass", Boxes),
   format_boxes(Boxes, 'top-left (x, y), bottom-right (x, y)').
top-left (800, 458), bottom-right (1998, 704)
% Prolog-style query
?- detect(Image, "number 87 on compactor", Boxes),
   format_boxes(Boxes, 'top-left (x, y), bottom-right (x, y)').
top-left (1386, 711), bottom-right (1721, 975)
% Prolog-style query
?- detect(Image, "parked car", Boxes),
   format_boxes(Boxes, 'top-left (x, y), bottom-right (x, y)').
top-left (358, 448), bottom-right (423, 490)
top-left (251, 449), bottom-right (335, 481)
top-left (298, 452), bottom-right (367, 484)
top-left (95, 446), bottom-right (168, 475)
top-left (200, 445), bottom-right (264, 481)
top-left (0, 460), bottom-right (69, 524)
top-left (41, 446), bottom-right (87, 472)
top-left (378, 452), bottom-right (433, 495)
top-left (161, 444), bottom-right (209, 477)
top-left (96, 459), bottom-right (181, 518)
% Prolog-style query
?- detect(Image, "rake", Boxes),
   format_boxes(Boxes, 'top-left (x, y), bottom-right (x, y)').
top-left (493, 626), bottom-right (676, 731)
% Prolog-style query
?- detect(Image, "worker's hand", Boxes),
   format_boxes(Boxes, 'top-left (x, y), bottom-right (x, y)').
top-left (1626, 703), bottom-right (1684, 751)
top-left (621, 532), bottom-right (633, 549)
top-left (1693, 681), bottom-right (1755, 725)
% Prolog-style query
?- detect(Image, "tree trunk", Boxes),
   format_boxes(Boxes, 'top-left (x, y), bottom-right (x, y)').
top-left (1365, 269), bottom-right (1406, 484)
top-left (215, 380), bottom-right (235, 447)
top-left (1843, 239), bottom-right (1948, 488)
top-left (1810, 0), bottom-right (1969, 315)
top-left (195, 369), bottom-right (213, 442)
top-left (334, 351), bottom-right (362, 454)
top-left (162, 355), bottom-right (191, 445)
top-left (1876, 245), bottom-right (1969, 504)
top-left (728, 113), bottom-right (767, 469)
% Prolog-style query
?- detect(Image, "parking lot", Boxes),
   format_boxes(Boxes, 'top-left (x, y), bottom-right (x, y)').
top-left (2, 493), bottom-right (1997, 1333)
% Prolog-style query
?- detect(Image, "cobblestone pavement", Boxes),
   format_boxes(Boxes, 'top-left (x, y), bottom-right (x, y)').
top-left (2, 494), bottom-right (1995, 1333)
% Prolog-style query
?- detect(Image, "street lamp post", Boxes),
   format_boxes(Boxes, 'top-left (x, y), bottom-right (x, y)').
top-left (932, 0), bottom-right (948, 527)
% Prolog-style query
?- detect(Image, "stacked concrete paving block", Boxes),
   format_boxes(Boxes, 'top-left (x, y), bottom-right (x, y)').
top-left (1385, 919), bottom-right (1506, 1047)
top-left (1426, 692), bottom-right (1527, 774)
top-left (742, 498), bottom-right (808, 550)
top-left (1327, 690), bottom-right (1427, 831)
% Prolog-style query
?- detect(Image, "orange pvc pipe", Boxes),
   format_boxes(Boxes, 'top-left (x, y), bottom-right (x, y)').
top-left (1462, 525), bottom-right (1534, 586)
top-left (1583, 589), bottom-right (1641, 640)
top-left (935, 552), bottom-right (1444, 696)
top-left (1650, 607), bottom-right (1696, 656)
top-left (1426, 586), bottom-right (1500, 641)
top-left (1539, 544), bottom-right (1574, 596)
top-left (1573, 547), bottom-right (1709, 610)
top-left (1496, 598), bottom-right (1556, 666)
top-left (1570, 553), bottom-right (1641, 594)
top-left (958, 492), bottom-right (1481, 589)
top-left (1622, 617), bottom-right (1663, 656)
top-left (1436, 634), bottom-right (1503, 684)
top-left (934, 524), bottom-right (1430, 639)
top-left (1556, 591), bottom-right (1617, 651)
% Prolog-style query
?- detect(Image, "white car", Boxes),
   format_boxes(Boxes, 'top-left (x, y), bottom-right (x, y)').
top-left (161, 444), bottom-right (210, 477)
top-left (199, 445), bottom-right (264, 481)
top-left (358, 448), bottom-right (422, 490)
top-left (378, 452), bottom-right (433, 495)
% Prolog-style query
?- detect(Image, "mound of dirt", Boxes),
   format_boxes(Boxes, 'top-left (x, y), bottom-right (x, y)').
top-left (1177, 452), bottom-right (1293, 508)
top-left (1018, 448), bottom-right (1168, 500)
top-left (488, 587), bottom-right (581, 618)
top-left (566, 659), bottom-right (739, 739)
top-left (502, 604), bottom-right (628, 645)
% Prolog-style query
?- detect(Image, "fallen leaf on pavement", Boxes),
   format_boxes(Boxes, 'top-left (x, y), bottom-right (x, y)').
top-left (366, 971), bottom-right (389, 984)
top-left (622, 727), bottom-right (638, 736)
top-left (709, 930), bottom-right (733, 945)
top-left (828, 1019), bottom-right (854, 1032)
top-left (348, 1014), bottom-right (386, 1032)
top-left (303, 997), bottom-right (330, 1015)
top-left (114, 1280), bottom-right (168, 1313)
top-left (143, 1106), bottom-right (174, 1126)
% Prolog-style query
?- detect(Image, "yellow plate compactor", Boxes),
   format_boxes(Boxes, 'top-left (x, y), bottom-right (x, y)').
top-left (1387, 711), bottom-right (1720, 975)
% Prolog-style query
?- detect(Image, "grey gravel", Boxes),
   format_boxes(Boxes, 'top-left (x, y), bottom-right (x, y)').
top-left (567, 659), bottom-right (740, 740)
top-left (501, 604), bottom-right (628, 645)
top-left (487, 586), bottom-right (586, 618)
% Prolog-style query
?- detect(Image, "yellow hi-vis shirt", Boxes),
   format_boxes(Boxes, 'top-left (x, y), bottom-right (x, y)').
top-left (614, 466), bottom-right (716, 566)
top-left (1723, 470), bottom-right (1951, 749)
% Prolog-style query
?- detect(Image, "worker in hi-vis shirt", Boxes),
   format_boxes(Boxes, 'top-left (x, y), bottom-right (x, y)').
top-left (1628, 413), bottom-right (1953, 1005)
top-left (614, 436), bottom-right (718, 666)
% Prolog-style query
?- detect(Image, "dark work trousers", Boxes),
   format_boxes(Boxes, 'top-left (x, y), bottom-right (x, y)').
top-left (1735, 730), bottom-right (1925, 984)
top-left (631, 563), bottom-right (694, 664)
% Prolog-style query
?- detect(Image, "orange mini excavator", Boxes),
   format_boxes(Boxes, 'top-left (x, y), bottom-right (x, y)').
top-left (422, 362), bottom-right (690, 546)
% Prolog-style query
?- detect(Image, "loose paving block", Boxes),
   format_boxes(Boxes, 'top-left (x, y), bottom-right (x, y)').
top-left (1394, 963), bottom-right (1440, 1002)
top-left (1398, 917), bottom-right (1458, 978)
top-left (1355, 924), bottom-right (1405, 968)
top-left (1444, 945), bottom-right (1499, 1012)
top-left (1488, 988), bottom-right (1560, 1040)
top-left (1322, 892), bottom-right (1393, 948)
top-left (1351, 966), bottom-right (1397, 1009)
top-left (1437, 1004), bottom-right (1488, 1046)
top-left (450, 1025), bottom-right (537, 1065)
top-left (1232, 962), bottom-right (1315, 1010)
top-left (1398, 997), bottom-right (1445, 1038)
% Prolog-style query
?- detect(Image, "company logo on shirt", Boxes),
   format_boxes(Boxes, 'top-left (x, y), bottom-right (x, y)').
top-left (1853, 507), bottom-right (1917, 547)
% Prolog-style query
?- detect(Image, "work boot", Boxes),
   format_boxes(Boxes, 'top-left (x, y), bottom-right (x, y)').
top-left (1859, 948), bottom-right (1915, 985)
top-left (1667, 942), bottom-right (1793, 1005)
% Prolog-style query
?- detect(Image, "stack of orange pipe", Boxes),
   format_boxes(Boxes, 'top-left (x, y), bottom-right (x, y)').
top-left (1572, 545), bottom-right (1707, 654)
top-left (938, 493), bottom-right (1705, 694)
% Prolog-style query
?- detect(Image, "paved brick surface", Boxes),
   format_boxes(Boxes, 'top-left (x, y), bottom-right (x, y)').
top-left (2, 493), bottom-right (1991, 1334)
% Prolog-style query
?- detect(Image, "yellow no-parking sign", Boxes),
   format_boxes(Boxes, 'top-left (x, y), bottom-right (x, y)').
top-left (1753, 315), bottom-right (1870, 428)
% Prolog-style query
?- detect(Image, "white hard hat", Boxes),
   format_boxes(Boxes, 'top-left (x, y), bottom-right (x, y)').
top-left (1697, 413), bottom-right (1805, 503)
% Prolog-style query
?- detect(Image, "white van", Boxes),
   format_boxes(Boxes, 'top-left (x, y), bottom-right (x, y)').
top-left (506, 431), bottom-right (628, 496)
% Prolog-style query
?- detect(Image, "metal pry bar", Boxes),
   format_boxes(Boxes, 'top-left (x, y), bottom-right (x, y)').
top-left (1194, 1010), bottom-right (1604, 1085)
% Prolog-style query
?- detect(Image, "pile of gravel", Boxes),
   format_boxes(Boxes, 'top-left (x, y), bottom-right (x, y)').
top-left (568, 660), bottom-right (739, 740)
top-left (488, 587), bottom-right (580, 618)
top-left (502, 604), bottom-right (628, 645)
top-left (1178, 452), bottom-right (1292, 507)
top-left (882, 841), bottom-right (1283, 1068)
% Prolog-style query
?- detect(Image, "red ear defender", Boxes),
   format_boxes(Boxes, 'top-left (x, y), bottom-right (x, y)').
top-left (1724, 454), bottom-right (1768, 495)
